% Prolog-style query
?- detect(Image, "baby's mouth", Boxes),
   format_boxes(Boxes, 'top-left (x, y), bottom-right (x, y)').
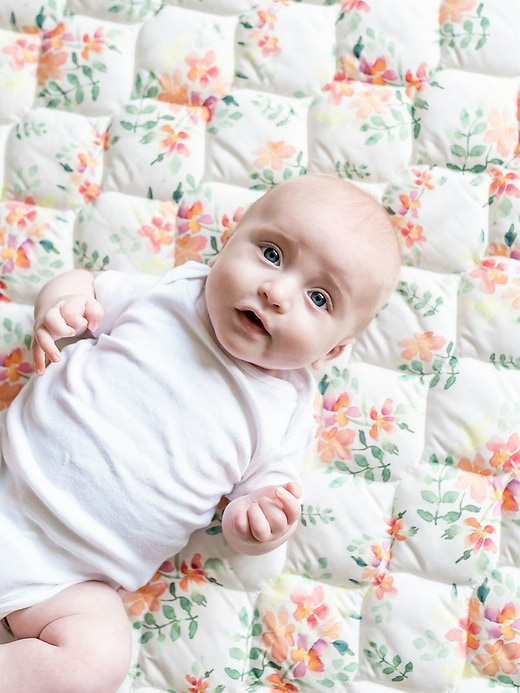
top-left (245, 310), bottom-right (264, 328)
top-left (239, 309), bottom-right (268, 334)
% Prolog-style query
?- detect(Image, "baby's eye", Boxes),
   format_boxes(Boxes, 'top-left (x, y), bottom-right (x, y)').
top-left (309, 290), bottom-right (328, 309)
top-left (263, 246), bottom-right (280, 265)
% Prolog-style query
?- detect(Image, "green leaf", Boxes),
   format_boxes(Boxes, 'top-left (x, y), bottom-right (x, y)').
top-left (365, 132), bottom-right (384, 146)
top-left (229, 647), bottom-right (245, 660)
top-left (170, 621), bottom-right (181, 641)
top-left (144, 612), bottom-right (156, 626)
top-left (450, 144), bottom-right (466, 158)
top-left (469, 145), bottom-right (486, 157)
top-left (421, 490), bottom-right (438, 504)
top-left (224, 668), bottom-right (241, 680)
top-left (162, 605), bottom-right (175, 620)
top-left (417, 509), bottom-right (435, 523)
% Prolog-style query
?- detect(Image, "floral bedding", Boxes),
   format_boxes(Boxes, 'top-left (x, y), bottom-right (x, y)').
top-left (0, 0), bottom-right (519, 691)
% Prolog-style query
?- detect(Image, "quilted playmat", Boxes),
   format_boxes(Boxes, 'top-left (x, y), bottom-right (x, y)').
top-left (0, 0), bottom-right (519, 691)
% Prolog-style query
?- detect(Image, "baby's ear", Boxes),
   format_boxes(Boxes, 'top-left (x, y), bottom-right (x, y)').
top-left (311, 341), bottom-right (354, 371)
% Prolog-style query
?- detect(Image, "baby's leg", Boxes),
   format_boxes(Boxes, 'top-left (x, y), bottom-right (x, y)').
top-left (0, 580), bottom-right (131, 693)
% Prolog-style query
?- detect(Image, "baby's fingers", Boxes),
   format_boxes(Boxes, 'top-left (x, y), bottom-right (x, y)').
top-left (274, 486), bottom-right (302, 525)
top-left (40, 304), bottom-right (80, 339)
top-left (32, 328), bottom-right (62, 374)
top-left (247, 501), bottom-right (276, 543)
top-left (83, 297), bottom-right (103, 333)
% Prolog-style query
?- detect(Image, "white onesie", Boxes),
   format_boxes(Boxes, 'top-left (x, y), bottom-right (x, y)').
top-left (0, 262), bottom-right (315, 616)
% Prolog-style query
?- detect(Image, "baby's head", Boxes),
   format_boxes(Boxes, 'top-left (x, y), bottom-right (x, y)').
top-left (205, 174), bottom-right (400, 374)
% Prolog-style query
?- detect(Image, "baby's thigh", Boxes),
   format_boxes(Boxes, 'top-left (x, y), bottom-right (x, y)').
top-left (9, 581), bottom-right (131, 680)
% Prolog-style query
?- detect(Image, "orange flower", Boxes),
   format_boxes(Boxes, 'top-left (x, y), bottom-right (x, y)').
top-left (470, 258), bottom-right (508, 294)
top-left (177, 201), bottom-right (213, 235)
top-left (122, 580), bottom-right (168, 616)
top-left (256, 9), bottom-right (278, 30)
top-left (439, 0), bottom-right (476, 25)
top-left (369, 398), bottom-right (396, 441)
top-left (398, 331), bottom-right (446, 362)
top-left (265, 673), bottom-right (299, 692)
top-left (37, 49), bottom-right (67, 85)
top-left (456, 453), bottom-right (492, 502)
top-left (81, 27), bottom-right (105, 60)
top-left (404, 63), bottom-right (428, 98)
top-left (93, 130), bottom-right (110, 151)
top-left (0, 348), bottom-right (32, 383)
top-left (445, 608), bottom-right (481, 657)
top-left (160, 125), bottom-right (190, 156)
top-left (400, 221), bottom-right (426, 248)
top-left (412, 168), bottom-right (435, 189)
top-left (5, 202), bottom-right (38, 229)
top-left (359, 56), bottom-right (398, 85)
top-left (488, 168), bottom-right (520, 198)
top-left (253, 141), bottom-right (296, 171)
top-left (1, 236), bottom-right (34, 273)
top-left (484, 109), bottom-right (516, 158)
top-left (291, 585), bottom-right (329, 628)
top-left (485, 602), bottom-right (520, 641)
top-left (504, 277), bottom-right (520, 307)
top-left (502, 479), bottom-right (520, 512)
top-left (0, 381), bottom-right (23, 409)
top-left (317, 426), bottom-right (355, 464)
top-left (185, 50), bottom-right (219, 86)
top-left (179, 553), bottom-right (209, 591)
top-left (2, 37), bottom-right (39, 70)
top-left (262, 606), bottom-right (295, 664)
top-left (41, 22), bottom-right (72, 52)
top-left (138, 216), bottom-right (174, 253)
top-left (398, 190), bottom-right (421, 217)
top-left (487, 433), bottom-right (520, 474)
top-left (257, 34), bottom-right (281, 58)
top-left (174, 233), bottom-right (207, 266)
top-left (341, 0), bottom-right (370, 11)
top-left (386, 515), bottom-right (406, 542)
top-left (78, 180), bottom-right (100, 204)
top-left (371, 572), bottom-right (397, 600)
top-left (464, 517), bottom-right (497, 553)
top-left (472, 639), bottom-right (520, 677)
top-left (322, 73), bottom-right (355, 105)
top-left (350, 86), bottom-right (391, 119)
top-left (322, 391), bottom-right (361, 427)
top-left (158, 70), bottom-right (190, 106)
top-left (185, 675), bottom-right (209, 693)
top-left (77, 151), bottom-right (99, 175)
top-left (291, 636), bottom-right (327, 677)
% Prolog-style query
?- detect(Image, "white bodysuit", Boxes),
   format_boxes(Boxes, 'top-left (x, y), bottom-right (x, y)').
top-left (0, 262), bottom-right (315, 616)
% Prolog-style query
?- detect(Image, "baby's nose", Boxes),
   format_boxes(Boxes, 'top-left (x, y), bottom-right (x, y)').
top-left (260, 280), bottom-right (292, 312)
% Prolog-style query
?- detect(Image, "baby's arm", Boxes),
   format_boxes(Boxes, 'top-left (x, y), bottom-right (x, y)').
top-left (222, 482), bottom-right (302, 555)
top-left (32, 269), bottom-right (103, 375)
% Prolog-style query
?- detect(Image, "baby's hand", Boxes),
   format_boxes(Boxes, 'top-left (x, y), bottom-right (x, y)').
top-left (32, 295), bottom-right (103, 375)
top-left (222, 482), bottom-right (302, 555)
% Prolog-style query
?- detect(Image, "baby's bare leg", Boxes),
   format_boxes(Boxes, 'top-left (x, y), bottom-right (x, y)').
top-left (0, 581), bottom-right (131, 693)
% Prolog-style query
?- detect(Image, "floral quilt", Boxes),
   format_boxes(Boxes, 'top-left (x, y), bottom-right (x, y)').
top-left (0, 1), bottom-right (519, 691)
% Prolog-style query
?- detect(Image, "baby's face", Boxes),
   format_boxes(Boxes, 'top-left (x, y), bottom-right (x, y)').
top-left (205, 182), bottom-right (388, 374)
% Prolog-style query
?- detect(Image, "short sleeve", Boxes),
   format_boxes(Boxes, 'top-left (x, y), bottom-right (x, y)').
top-left (227, 422), bottom-right (315, 501)
top-left (92, 270), bottom-right (160, 336)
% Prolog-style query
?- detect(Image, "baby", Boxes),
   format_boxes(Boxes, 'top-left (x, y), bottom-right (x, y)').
top-left (0, 174), bottom-right (400, 692)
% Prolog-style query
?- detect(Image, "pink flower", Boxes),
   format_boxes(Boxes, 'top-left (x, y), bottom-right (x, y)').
top-left (484, 109), bottom-right (516, 158)
top-left (470, 258), bottom-right (508, 294)
top-left (138, 216), bottom-right (174, 253)
top-left (291, 585), bottom-right (329, 629)
top-left (185, 50), bottom-right (219, 86)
